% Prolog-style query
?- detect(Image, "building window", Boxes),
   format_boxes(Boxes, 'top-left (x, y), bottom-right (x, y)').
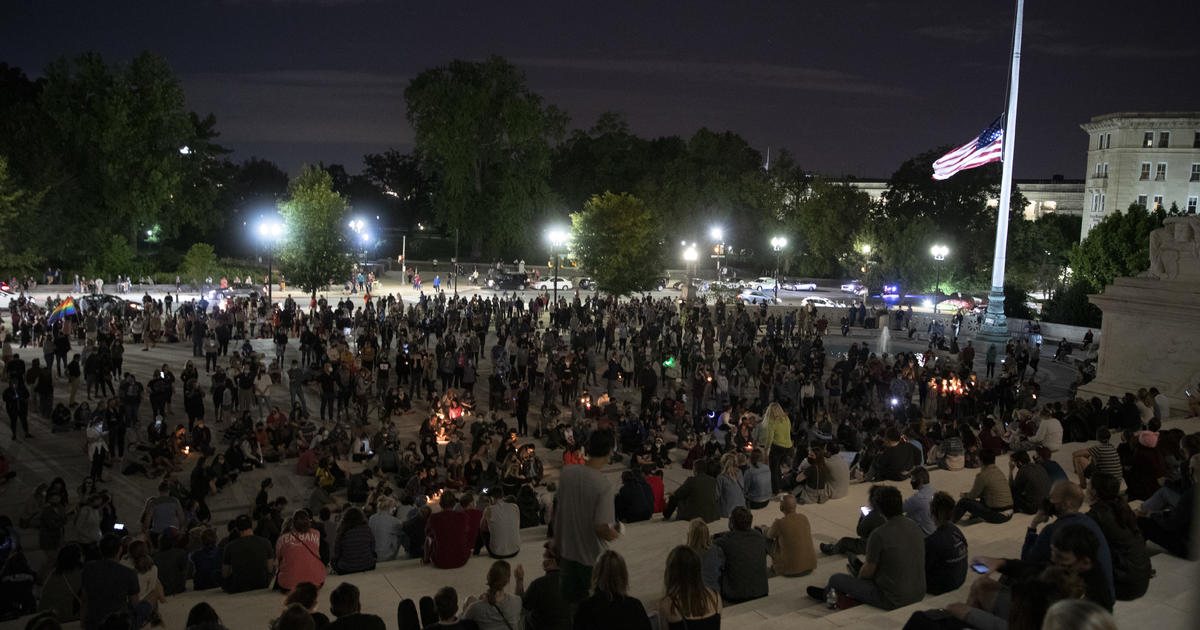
top-left (1140, 163), bottom-right (1151, 180)
top-left (1106, 133), bottom-right (1112, 149)
top-left (1097, 135), bottom-right (1104, 150)
top-left (1091, 193), bottom-right (1099, 212)
top-left (1103, 163), bottom-right (1108, 177)
top-left (1094, 163), bottom-right (1102, 177)
top-left (1189, 196), bottom-right (1198, 214)
top-left (1194, 131), bottom-right (1200, 148)
top-left (1137, 194), bottom-right (1148, 208)
top-left (1191, 163), bottom-right (1200, 182)
top-left (1153, 195), bottom-right (1164, 210)
top-left (1144, 132), bottom-right (1154, 147)
top-left (1155, 163), bottom-right (1167, 181)
top-left (1100, 193), bottom-right (1106, 212)
top-left (1158, 131), bottom-right (1170, 148)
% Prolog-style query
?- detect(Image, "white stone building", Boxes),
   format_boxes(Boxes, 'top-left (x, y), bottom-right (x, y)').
top-left (847, 176), bottom-right (1083, 221)
top-left (1079, 111), bottom-right (1200, 240)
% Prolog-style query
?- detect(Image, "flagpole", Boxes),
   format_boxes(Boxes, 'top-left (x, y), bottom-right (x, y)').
top-left (976, 0), bottom-right (1023, 348)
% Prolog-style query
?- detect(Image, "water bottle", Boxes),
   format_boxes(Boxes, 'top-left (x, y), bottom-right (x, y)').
top-left (826, 587), bottom-right (838, 610)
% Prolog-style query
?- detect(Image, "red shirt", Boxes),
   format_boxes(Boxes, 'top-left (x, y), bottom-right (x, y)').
top-left (275, 529), bottom-right (325, 590)
top-left (425, 510), bottom-right (471, 568)
top-left (645, 474), bottom-right (666, 513)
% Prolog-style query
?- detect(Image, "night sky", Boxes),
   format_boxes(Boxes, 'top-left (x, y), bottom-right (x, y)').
top-left (4, 1), bottom-right (1198, 179)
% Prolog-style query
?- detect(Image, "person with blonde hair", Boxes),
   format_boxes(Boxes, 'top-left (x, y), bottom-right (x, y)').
top-left (716, 452), bottom-right (746, 518)
top-left (463, 560), bottom-right (522, 630)
top-left (657, 545), bottom-right (722, 630)
top-left (761, 402), bottom-right (793, 494)
top-left (573, 551), bottom-right (651, 630)
top-left (686, 518), bottom-right (724, 591)
top-left (1040, 598), bottom-right (1118, 630)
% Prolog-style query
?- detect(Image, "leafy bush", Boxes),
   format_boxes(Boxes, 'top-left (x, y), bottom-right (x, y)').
top-left (1042, 281), bottom-right (1102, 327)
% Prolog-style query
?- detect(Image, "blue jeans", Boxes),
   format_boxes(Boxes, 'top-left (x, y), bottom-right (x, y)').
top-left (827, 573), bottom-right (894, 610)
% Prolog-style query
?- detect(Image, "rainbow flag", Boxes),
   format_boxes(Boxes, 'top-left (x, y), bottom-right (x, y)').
top-left (47, 297), bottom-right (77, 324)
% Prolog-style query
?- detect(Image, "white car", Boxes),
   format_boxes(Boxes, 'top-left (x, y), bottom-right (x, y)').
top-left (840, 281), bottom-right (866, 294)
top-left (783, 280), bottom-right (818, 291)
top-left (533, 277), bottom-right (573, 291)
top-left (802, 296), bottom-right (845, 309)
top-left (738, 289), bottom-right (782, 305)
top-left (743, 277), bottom-right (777, 290)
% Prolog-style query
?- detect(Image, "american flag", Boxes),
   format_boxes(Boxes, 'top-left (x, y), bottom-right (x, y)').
top-left (931, 117), bottom-right (1004, 180)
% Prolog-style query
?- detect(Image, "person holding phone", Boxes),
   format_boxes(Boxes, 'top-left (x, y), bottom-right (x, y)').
top-left (806, 485), bottom-right (926, 610)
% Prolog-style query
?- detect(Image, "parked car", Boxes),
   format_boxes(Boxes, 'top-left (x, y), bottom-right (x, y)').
top-left (738, 289), bottom-right (782, 305)
top-left (577, 277), bottom-right (597, 290)
top-left (840, 281), bottom-right (865, 294)
top-left (0, 281), bottom-right (12, 296)
top-left (77, 294), bottom-right (142, 318)
top-left (741, 276), bottom-right (777, 290)
top-left (487, 272), bottom-right (528, 290)
top-left (782, 279), bottom-right (818, 291)
top-left (801, 296), bottom-right (845, 309)
top-left (533, 276), bottom-right (573, 291)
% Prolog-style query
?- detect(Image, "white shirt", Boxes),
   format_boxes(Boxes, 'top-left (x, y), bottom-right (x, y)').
top-left (1153, 393), bottom-right (1171, 421)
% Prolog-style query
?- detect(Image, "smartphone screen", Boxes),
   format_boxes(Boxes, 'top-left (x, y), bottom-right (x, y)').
top-left (113, 523), bottom-right (126, 531)
top-left (860, 506), bottom-right (871, 517)
top-left (971, 563), bottom-right (990, 574)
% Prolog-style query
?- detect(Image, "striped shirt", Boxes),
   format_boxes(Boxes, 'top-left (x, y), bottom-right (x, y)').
top-left (1088, 443), bottom-right (1123, 479)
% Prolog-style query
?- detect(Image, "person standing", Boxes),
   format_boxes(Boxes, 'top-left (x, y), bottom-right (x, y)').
top-left (761, 402), bottom-right (793, 495)
top-left (551, 431), bottom-right (620, 605)
top-left (3, 379), bottom-right (31, 439)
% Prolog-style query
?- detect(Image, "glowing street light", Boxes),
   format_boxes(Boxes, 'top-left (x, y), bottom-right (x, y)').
top-left (256, 219), bottom-right (286, 305)
top-left (546, 227), bottom-right (569, 327)
top-left (710, 226), bottom-right (726, 277)
top-left (861, 243), bottom-right (872, 255)
top-left (930, 244), bottom-right (950, 313)
top-left (770, 236), bottom-right (788, 297)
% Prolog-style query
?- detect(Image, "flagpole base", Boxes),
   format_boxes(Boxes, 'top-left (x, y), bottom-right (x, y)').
top-left (974, 286), bottom-right (1010, 348)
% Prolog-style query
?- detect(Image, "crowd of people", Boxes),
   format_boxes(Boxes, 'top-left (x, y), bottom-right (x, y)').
top-left (1, 282), bottom-right (1195, 630)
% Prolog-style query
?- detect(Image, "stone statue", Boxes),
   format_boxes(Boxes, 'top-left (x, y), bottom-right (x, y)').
top-left (1144, 215), bottom-right (1200, 280)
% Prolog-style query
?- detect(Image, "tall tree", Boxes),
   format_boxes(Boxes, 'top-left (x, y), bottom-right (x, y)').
top-left (570, 192), bottom-right (665, 295)
top-left (278, 166), bottom-right (352, 298)
top-left (405, 56), bottom-right (567, 256)
top-left (879, 149), bottom-right (1026, 293)
top-left (1068, 204), bottom-right (1164, 291)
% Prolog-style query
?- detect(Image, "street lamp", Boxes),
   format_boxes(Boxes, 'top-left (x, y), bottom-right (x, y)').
top-left (710, 226), bottom-right (725, 277)
top-left (547, 228), bottom-right (569, 329)
top-left (770, 236), bottom-right (787, 298)
top-left (930, 244), bottom-right (949, 313)
top-left (256, 219), bottom-right (286, 306)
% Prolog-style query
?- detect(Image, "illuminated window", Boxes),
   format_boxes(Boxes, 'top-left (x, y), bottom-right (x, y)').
top-left (1153, 195), bottom-right (1164, 210)
top-left (1143, 132), bottom-right (1154, 147)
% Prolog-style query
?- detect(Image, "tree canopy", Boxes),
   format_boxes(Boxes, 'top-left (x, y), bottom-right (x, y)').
top-left (405, 56), bottom-right (566, 257)
top-left (570, 192), bottom-right (665, 295)
top-left (1068, 204), bottom-right (1164, 291)
top-left (0, 54), bottom-right (229, 267)
top-left (277, 166), bottom-right (352, 297)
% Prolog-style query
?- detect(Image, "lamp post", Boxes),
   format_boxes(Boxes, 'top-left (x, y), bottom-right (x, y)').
top-left (710, 226), bottom-right (725, 278)
top-left (257, 219), bottom-right (285, 306)
top-left (547, 228), bottom-right (568, 330)
top-left (930, 244), bottom-right (949, 313)
top-left (682, 244), bottom-right (698, 302)
top-left (770, 236), bottom-right (787, 298)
